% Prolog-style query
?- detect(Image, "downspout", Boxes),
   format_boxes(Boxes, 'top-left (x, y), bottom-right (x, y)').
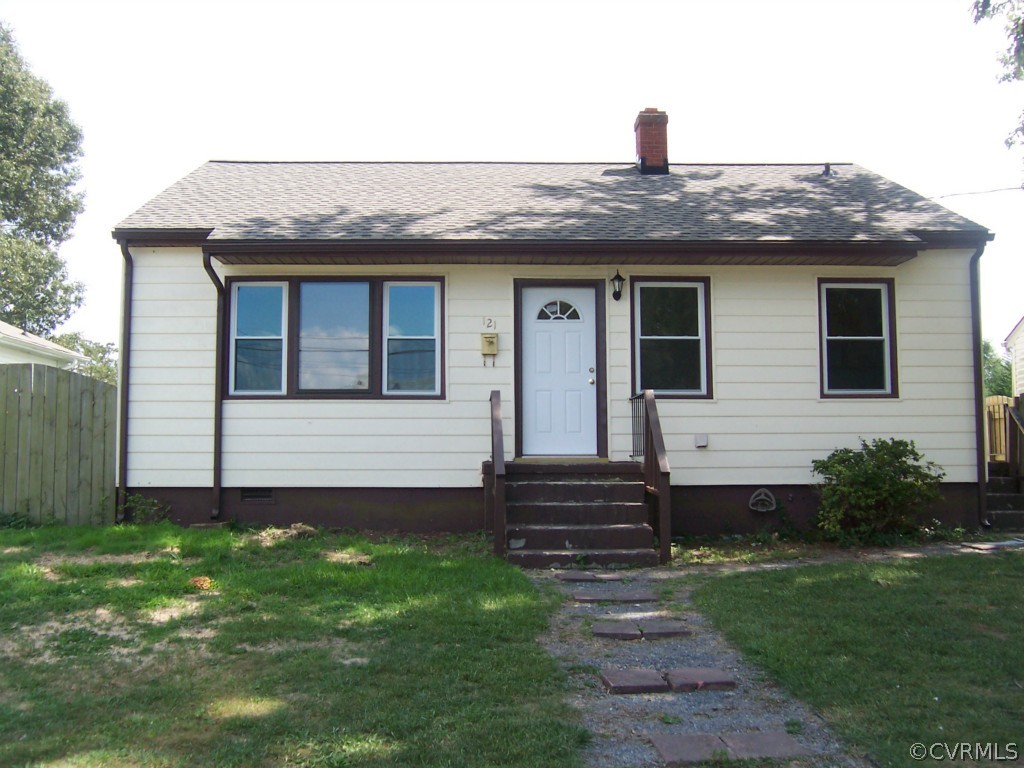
top-left (970, 243), bottom-right (991, 528)
top-left (116, 242), bottom-right (134, 522)
top-left (203, 253), bottom-right (225, 520)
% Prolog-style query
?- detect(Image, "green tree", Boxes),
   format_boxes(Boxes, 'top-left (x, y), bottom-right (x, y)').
top-left (983, 338), bottom-right (1013, 396)
top-left (50, 331), bottom-right (117, 386)
top-left (0, 22), bottom-right (83, 245)
top-left (973, 1), bottom-right (1024, 148)
top-left (0, 233), bottom-right (83, 335)
top-left (0, 22), bottom-right (86, 336)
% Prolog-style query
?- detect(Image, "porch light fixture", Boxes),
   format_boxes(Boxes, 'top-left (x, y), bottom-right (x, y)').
top-left (611, 270), bottom-right (625, 301)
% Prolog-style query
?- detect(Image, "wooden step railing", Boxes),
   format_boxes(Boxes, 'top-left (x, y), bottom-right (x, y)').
top-left (630, 390), bottom-right (672, 563)
top-left (487, 390), bottom-right (507, 556)
top-left (1005, 397), bottom-right (1024, 484)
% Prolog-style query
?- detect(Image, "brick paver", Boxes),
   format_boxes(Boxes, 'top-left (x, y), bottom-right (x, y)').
top-left (637, 620), bottom-right (691, 638)
top-left (721, 731), bottom-right (809, 759)
top-left (592, 621), bottom-right (643, 640)
top-left (600, 668), bottom-right (670, 694)
top-left (573, 589), bottom-right (658, 603)
top-left (664, 667), bottom-right (736, 691)
top-left (650, 734), bottom-right (729, 765)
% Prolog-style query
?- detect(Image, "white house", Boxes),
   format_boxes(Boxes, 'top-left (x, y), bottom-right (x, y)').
top-left (112, 109), bottom-right (993, 563)
top-left (0, 320), bottom-right (86, 369)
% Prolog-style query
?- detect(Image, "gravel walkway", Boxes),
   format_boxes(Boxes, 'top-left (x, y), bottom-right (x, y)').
top-left (530, 568), bottom-right (873, 768)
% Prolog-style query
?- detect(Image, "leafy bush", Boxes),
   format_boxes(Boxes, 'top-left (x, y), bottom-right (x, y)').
top-left (812, 438), bottom-right (945, 541)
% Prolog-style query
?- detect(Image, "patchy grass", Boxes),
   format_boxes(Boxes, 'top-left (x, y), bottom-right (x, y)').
top-left (0, 524), bottom-right (586, 767)
top-left (693, 551), bottom-right (1024, 766)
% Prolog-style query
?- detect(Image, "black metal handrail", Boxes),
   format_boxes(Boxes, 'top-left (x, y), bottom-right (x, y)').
top-left (629, 392), bottom-right (647, 459)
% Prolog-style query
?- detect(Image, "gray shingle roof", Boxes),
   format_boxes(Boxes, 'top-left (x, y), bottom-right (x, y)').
top-left (115, 161), bottom-right (988, 244)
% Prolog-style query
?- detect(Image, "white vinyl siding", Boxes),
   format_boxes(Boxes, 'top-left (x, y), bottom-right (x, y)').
top-left (125, 251), bottom-right (979, 490)
top-left (609, 253), bottom-right (977, 484)
top-left (125, 248), bottom-right (217, 488)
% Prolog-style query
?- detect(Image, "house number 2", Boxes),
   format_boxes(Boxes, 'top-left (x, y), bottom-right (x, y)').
top-left (483, 317), bottom-right (496, 330)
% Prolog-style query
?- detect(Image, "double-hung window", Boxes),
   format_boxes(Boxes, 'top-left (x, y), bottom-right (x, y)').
top-left (633, 279), bottom-right (712, 397)
top-left (231, 283), bottom-right (287, 394)
top-left (229, 278), bottom-right (443, 397)
top-left (819, 279), bottom-right (897, 397)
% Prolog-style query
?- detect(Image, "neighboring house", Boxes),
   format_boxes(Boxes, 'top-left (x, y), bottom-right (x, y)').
top-left (0, 320), bottom-right (87, 369)
top-left (1004, 316), bottom-right (1024, 397)
top-left (112, 108), bottom-right (993, 552)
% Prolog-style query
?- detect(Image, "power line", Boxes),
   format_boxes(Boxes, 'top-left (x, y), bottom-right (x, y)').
top-left (937, 184), bottom-right (1024, 198)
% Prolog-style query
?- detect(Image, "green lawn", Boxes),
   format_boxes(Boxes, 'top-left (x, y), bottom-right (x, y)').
top-left (692, 551), bottom-right (1024, 767)
top-left (0, 524), bottom-right (587, 768)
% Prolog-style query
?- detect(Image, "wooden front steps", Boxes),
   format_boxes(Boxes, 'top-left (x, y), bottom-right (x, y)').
top-left (499, 461), bottom-right (658, 568)
top-left (987, 461), bottom-right (1024, 531)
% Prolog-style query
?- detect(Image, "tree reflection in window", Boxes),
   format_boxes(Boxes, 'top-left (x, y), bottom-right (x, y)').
top-left (537, 300), bottom-right (581, 321)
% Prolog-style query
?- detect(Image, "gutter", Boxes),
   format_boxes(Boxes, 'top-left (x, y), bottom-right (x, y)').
top-left (203, 253), bottom-right (225, 520)
top-left (116, 242), bottom-right (134, 521)
top-left (970, 243), bottom-right (991, 528)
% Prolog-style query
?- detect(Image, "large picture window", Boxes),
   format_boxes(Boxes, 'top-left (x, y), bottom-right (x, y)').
top-left (633, 279), bottom-right (711, 397)
top-left (229, 278), bottom-right (443, 398)
top-left (819, 280), bottom-right (896, 397)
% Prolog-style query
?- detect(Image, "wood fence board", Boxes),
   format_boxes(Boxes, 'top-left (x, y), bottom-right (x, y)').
top-left (0, 368), bottom-right (17, 518)
top-left (0, 365), bottom-right (116, 525)
top-left (53, 368), bottom-right (71, 522)
top-left (15, 366), bottom-right (33, 518)
top-left (27, 367), bottom-right (46, 519)
top-left (66, 371), bottom-right (84, 524)
top-left (77, 375), bottom-right (95, 526)
top-left (39, 366), bottom-right (58, 520)
top-left (103, 385), bottom-right (117, 523)
top-left (89, 378), bottom-right (109, 524)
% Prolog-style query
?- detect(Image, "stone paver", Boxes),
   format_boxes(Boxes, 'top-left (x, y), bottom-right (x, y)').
top-left (592, 621), bottom-right (643, 640)
top-left (555, 571), bottom-right (626, 582)
top-left (637, 620), bottom-right (692, 638)
top-left (650, 734), bottom-right (729, 765)
top-left (600, 668), bottom-right (670, 694)
top-left (573, 589), bottom-right (658, 603)
top-left (721, 731), bottom-right (809, 759)
top-left (664, 667), bottom-right (736, 692)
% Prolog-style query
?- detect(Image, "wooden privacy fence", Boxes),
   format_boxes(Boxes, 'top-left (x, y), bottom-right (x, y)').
top-left (986, 395), bottom-right (1013, 462)
top-left (1, 364), bottom-right (117, 525)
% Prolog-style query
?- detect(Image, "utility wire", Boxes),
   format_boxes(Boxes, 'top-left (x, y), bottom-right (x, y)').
top-left (932, 185), bottom-right (1023, 199)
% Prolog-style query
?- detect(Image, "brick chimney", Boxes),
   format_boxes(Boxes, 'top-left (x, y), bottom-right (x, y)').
top-left (634, 108), bottom-right (669, 174)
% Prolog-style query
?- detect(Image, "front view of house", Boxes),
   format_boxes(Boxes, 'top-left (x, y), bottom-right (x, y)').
top-left (113, 109), bottom-right (992, 562)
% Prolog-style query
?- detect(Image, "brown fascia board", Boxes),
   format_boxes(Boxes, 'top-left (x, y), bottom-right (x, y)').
top-left (200, 238), bottom-right (925, 267)
top-left (908, 229), bottom-right (994, 248)
top-left (111, 228), bottom-right (214, 246)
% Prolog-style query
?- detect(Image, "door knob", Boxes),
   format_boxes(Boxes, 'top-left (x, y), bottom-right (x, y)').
top-left (588, 378), bottom-right (595, 385)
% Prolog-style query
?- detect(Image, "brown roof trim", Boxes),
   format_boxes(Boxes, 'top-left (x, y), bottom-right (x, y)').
top-left (112, 228), bottom-right (213, 246)
top-left (908, 229), bottom-right (994, 248)
top-left (198, 239), bottom-right (926, 267)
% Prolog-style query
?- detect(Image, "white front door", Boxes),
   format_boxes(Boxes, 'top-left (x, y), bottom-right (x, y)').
top-left (521, 286), bottom-right (598, 455)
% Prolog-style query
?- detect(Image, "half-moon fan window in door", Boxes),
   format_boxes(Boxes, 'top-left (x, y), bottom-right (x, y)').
top-left (537, 300), bottom-right (581, 321)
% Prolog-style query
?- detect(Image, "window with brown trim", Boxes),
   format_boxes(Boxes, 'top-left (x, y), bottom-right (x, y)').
top-left (819, 279), bottom-right (897, 397)
top-left (632, 278), bottom-right (712, 397)
top-left (228, 278), bottom-right (443, 398)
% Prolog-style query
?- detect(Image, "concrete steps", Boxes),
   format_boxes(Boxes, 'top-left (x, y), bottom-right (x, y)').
top-left (500, 461), bottom-right (658, 568)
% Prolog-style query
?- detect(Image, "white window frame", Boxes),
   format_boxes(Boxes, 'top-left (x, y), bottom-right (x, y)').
top-left (382, 281), bottom-right (441, 396)
top-left (633, 280), bottom-right (708, 396)
top-left (229, 281), bottom-right (288, 395)
top-left (820, 281), bottom-right (893, 396)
